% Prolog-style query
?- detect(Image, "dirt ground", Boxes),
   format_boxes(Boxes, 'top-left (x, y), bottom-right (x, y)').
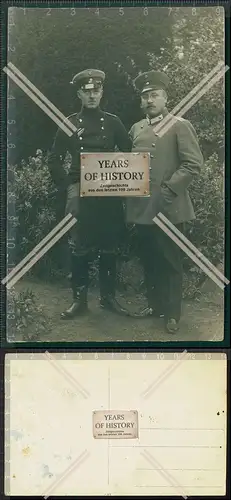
top-left (11, 275), bottom-right (224, 343)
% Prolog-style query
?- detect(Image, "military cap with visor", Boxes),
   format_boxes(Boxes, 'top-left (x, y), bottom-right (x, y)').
top-left (134, 70), bottom-right (170, 94)
top-left (70, 69), bottom-right (105, 91)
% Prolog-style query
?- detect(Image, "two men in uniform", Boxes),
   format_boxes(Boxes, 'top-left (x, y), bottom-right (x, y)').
top-left (48, 67), bottom-right (203, 333)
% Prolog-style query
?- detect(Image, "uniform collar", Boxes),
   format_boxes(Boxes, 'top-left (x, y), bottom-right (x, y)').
top-left (146, 107), bottom-right (169, 125)
top-left (147, 114), bottom-right (163, 125)
top-left (79, 106), bottom-right (103, 117)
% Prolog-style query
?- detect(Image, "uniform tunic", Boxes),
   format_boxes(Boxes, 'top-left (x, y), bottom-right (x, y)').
top-left (48, 107), bottom-right (132, 254)
top-left (126, 111), bottom-right (204, 225)
top-left (126, 110), bottom-right (204, 320)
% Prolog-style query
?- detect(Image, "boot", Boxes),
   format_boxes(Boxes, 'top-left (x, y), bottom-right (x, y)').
top-left (61, 253), bottom-right (89, 320)
top-left (61, 286), bottom-right (88, 319)
top-left (99, 253), bottom-right (132, 316)
top-left (165, 318), bottom-right (179, 334)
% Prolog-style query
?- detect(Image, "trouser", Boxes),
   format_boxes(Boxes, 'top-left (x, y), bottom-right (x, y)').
top-left (66, 194), bottom-right (125, 300)
top-left (136, 223), bottom-right (184, 321)
top-left (70, 251), bottom-right (117, 300)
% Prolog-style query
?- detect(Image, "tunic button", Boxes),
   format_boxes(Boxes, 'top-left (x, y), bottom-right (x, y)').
top-left (152, 143), bottom-right (155, 147)
top-left (150, 155), bottom-right (154, 159)
top-left (141, 125), bottom-right (144, 129)
top-left (101, 127), bottom-right (104, 130)
top-left (79, 119), bottom-right (83, 123)
top-left (79, 136), bottom-right (83, 140)
top-left (100, 117), bottom-right (104, 121)
top-left (80, 147), bottom-right (84, 150)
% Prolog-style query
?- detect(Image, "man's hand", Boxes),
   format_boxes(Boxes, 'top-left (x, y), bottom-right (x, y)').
top-left (65, 183), bottom-right (80, 218)
top-left (157, 185), bottom-right (177, 214)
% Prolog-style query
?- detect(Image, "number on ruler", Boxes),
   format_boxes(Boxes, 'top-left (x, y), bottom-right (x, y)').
top-left (7, 314), bottom-right (15, 320)
top-left (187, 353), bottom-right (196, 360)
top-left (7, 241), bottom-right (15, 249)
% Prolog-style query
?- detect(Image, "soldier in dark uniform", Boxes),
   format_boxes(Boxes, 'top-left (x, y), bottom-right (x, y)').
top-left (48, 69), bottom-right (132, 319)
top-left (126, 71), bottom-right (204, 333)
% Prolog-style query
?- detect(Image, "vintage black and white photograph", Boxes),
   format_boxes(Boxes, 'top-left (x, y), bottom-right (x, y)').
top-left (4, 5), bottom-right (228, 342)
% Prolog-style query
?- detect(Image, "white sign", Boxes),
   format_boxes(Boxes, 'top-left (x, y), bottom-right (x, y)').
top-left (80, 152), bottom-right (150, 197)
top-left (93, 409), bottom-right (139, 439)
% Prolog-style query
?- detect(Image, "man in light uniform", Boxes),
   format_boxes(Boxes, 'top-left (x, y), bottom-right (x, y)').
top-left (127, 70), bottom-right (204, 333)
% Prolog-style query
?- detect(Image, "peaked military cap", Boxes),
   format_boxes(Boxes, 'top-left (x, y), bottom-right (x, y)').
top-left (134, 70), bottom-right (170, 94)
top-left (70, 69), bottom-right (105, 90)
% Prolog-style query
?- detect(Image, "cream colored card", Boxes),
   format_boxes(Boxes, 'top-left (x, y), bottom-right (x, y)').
top-left (5, 352), bottom-right (227, 496)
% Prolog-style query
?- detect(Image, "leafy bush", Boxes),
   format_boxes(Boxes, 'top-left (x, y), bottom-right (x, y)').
top-left (7, 287), bottom-right (52, 341)
top-left (9, 150), bottom-right (224, 299)
top-left (9, 151), bottom-right (68, 279)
